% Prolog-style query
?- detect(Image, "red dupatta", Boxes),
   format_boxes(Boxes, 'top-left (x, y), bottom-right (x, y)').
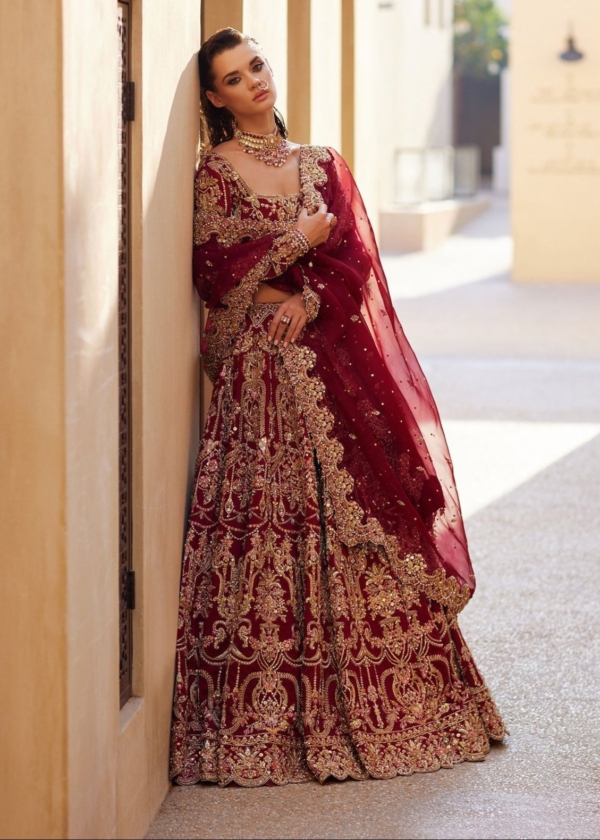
top-left (193, 145), bottom-right (474, 614)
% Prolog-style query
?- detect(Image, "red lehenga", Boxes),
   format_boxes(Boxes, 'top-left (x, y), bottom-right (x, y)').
top-left (169, 145), bottom-right (505, 787)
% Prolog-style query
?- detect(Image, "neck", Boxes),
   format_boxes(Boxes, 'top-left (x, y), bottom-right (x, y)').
top-left (235, 110), bottom-right (277, 136)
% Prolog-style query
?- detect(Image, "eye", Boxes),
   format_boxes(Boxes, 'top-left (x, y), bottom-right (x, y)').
top-left (227, 76), bottom-right (241, 86)
top-left (253, 62), bottom-right (264, 71)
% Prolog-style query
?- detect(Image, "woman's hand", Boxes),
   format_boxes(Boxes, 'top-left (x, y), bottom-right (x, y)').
top-left (295, 203), bottom-right (335, 248)
top-left (267, 292), bottom-right (307, 348)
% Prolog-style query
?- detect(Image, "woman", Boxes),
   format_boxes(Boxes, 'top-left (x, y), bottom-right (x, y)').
top-left (170, 28), bottom-right (505, 788)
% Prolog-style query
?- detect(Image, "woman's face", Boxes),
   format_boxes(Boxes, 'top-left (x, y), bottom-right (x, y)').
top-left (205, 41), bottom-right (277, 121)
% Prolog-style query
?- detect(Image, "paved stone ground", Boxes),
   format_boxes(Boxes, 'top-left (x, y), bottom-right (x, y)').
top-left (146, 197), bottom-right (600, 840)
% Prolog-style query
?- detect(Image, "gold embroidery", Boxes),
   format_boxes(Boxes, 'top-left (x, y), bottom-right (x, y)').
top-left (301, 281), bottom-right (320, 323)
top-left (171, 306), bottom-right (505, 788)
top-left (280, 342), bottom-right (471, 615)
top-left (268, 228), bottom-right (311, 277)
top-left (198, 147), bottom-right (332, 382)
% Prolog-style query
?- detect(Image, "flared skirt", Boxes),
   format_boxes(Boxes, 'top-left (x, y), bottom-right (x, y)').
top-left (170, 303), bottom-right (505, 787)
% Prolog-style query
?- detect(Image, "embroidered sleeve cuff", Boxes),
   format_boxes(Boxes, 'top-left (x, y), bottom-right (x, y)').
top-left (267, 228), bottom-right (312, 278)
top-left (302, 280), bottom-right (321, 323)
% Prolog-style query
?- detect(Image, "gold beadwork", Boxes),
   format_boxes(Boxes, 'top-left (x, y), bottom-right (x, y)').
top-left (233, 126), bottom-right (293, 167)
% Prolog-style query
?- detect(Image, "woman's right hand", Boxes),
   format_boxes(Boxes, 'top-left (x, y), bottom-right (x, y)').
top-left (296, 203), bottom-right (334, 248)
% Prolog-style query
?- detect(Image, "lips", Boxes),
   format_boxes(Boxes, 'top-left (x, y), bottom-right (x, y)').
top-left (253, 91), bottom-right (268, 102)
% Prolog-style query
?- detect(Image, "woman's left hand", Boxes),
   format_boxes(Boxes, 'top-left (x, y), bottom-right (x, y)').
top-left (267, 293), bottom-right (307, 348)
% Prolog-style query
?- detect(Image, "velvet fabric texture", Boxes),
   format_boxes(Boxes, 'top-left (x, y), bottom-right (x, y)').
top-left (169, 146), bottom-right (505, 786)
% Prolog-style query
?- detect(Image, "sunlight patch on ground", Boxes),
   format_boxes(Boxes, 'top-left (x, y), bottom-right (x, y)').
top-left (384, 231), bottom-right (513, 299)
top-left (382, 198), bottom-right (513, 300)
top-left (443, 420), bottom-right (600, 519)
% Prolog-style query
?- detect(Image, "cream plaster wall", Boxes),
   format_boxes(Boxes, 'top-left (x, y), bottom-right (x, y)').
top-left (0, 2), bottom-right (67, 837)
top-left (118, 0), bottom-right (201, 836)
top-left (512, 0), bottom-right (600, 282)
top-left (310, 0), bottom-right (342, 150)
top-left (287, 0), bottom-right (311, 144)
top-left (352, 0), bottom-right (380, 232)
top-left (376, 0), bottom-right (454, 206)
top-left (244, 0), bottom-right (288, 122)
top-left (1, 0), bottom-right (201, 837)
top-left (63, 0), bottom-right (120, 835)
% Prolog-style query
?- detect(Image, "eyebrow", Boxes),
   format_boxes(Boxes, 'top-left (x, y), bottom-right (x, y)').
top-left (221, 55), bottom-right (261, 83)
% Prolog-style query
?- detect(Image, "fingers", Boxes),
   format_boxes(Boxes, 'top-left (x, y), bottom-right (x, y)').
top-left (308, 203), bottom-right (327, 217)
top-left (267, 310), bottom-right (286, 344)
top-left (267, 300), bottom-right (308, 347)
top-left (282, 312), bottom-right (307, 347)
top-left (267, 308), bottom-right (295, 345)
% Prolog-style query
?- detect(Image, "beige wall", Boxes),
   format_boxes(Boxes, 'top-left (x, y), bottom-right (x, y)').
top-left (376, 0), bottom-right (454, 206)
top-left (63, 0), bottom-right (120, 835)
top-left (0, 2), bottom-right (67, 837)
top-left (1, 1), bottom-right (468, 837)
top-left (310, 0), bottom-right (342, 149)
top-left (119, 0), bottom-right (201, 836)
top-left (243, 0), bottom-right (288, 121)
top-left (203, 0), bottom-right (242, 38)
top-left (0, 0), bottom-right (200, 837)
top-left (512, 0), bottom-right (600, 282)
top-left (287, 0), bottom-right (311, 144)
top-left (352, 0), bottom-right (379, 229)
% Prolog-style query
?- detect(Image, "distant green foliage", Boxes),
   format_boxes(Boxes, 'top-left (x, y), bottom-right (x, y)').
top-left (454, 0), bottom-right (509, 78)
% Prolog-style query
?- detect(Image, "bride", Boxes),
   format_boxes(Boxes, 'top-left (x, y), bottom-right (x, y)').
top-left (169, 27), bottom-right (505, 787)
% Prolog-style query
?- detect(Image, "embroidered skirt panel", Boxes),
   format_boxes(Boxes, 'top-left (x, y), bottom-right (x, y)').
top-left (170, 304), bottom-right (505, 787)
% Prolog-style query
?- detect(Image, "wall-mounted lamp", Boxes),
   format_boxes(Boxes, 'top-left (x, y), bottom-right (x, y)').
top-left (560, 30), bottom-right (584, 62)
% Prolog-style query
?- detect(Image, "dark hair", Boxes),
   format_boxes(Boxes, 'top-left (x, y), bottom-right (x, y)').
top-left (198, 27), bottom-right (288, 151)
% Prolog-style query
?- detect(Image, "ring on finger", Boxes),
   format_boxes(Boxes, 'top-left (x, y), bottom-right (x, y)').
top-left (281, 314), bottom-right (291, 324)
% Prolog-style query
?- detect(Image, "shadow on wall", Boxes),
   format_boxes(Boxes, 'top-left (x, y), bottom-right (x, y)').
top-left (139, 50), bottom-right (201, 534)
top-left (118, 52), bottom-right (202, 836)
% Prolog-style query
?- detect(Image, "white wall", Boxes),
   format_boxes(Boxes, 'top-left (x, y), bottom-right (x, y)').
top-left (63, 0), bottom-right (120, 834)
top-left (244, 0), bottom-right (289, 121)
top-left (310, 0), bottom-right (342, 148)
top-left (376, 0), bottom-right (454, 205)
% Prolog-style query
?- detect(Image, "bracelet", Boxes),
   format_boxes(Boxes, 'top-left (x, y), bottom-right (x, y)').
top-left (292, 228), bottom-right (311, 256)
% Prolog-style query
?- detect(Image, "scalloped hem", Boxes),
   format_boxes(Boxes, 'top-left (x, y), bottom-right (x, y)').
top-left (170, 697), bottom-right (507, 789)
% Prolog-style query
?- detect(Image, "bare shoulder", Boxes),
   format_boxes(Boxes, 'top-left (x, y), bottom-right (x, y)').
top-left (207, 138), bottom-right (239, 162)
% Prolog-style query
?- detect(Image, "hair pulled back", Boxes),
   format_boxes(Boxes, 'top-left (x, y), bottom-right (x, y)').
top-left (198, 27), bottom-right (288, 151)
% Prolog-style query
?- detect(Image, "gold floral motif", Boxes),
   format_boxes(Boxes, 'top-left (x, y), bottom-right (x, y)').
top-left (197, 147), bottom-right (332, 383)
top-left (301, 280), bottom-right (321, 323)
top-left (268, 228), bottom-right (311, 277)
top-left (280, 342), bottom-right (471, 615)
top-left (170, 306), bottom-right (505, 789)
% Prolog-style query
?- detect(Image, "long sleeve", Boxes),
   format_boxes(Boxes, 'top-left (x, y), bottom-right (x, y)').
top-left (193, 155), bottom-right (318, 382)
top-left (192, 161), bottom-right (310, 309)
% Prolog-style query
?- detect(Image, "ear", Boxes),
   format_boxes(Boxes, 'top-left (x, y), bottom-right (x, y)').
top-left (205, 89), bottom-right (225, 109)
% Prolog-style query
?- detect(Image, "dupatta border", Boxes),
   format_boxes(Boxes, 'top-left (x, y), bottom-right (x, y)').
top-left (281, 342), bottom-right (471, 616)
top-left (197, 145), bottom-right (470, 613)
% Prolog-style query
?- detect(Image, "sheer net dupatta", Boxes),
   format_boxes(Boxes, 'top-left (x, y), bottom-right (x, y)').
top-left (291, 148), bottom-right (475, 612)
